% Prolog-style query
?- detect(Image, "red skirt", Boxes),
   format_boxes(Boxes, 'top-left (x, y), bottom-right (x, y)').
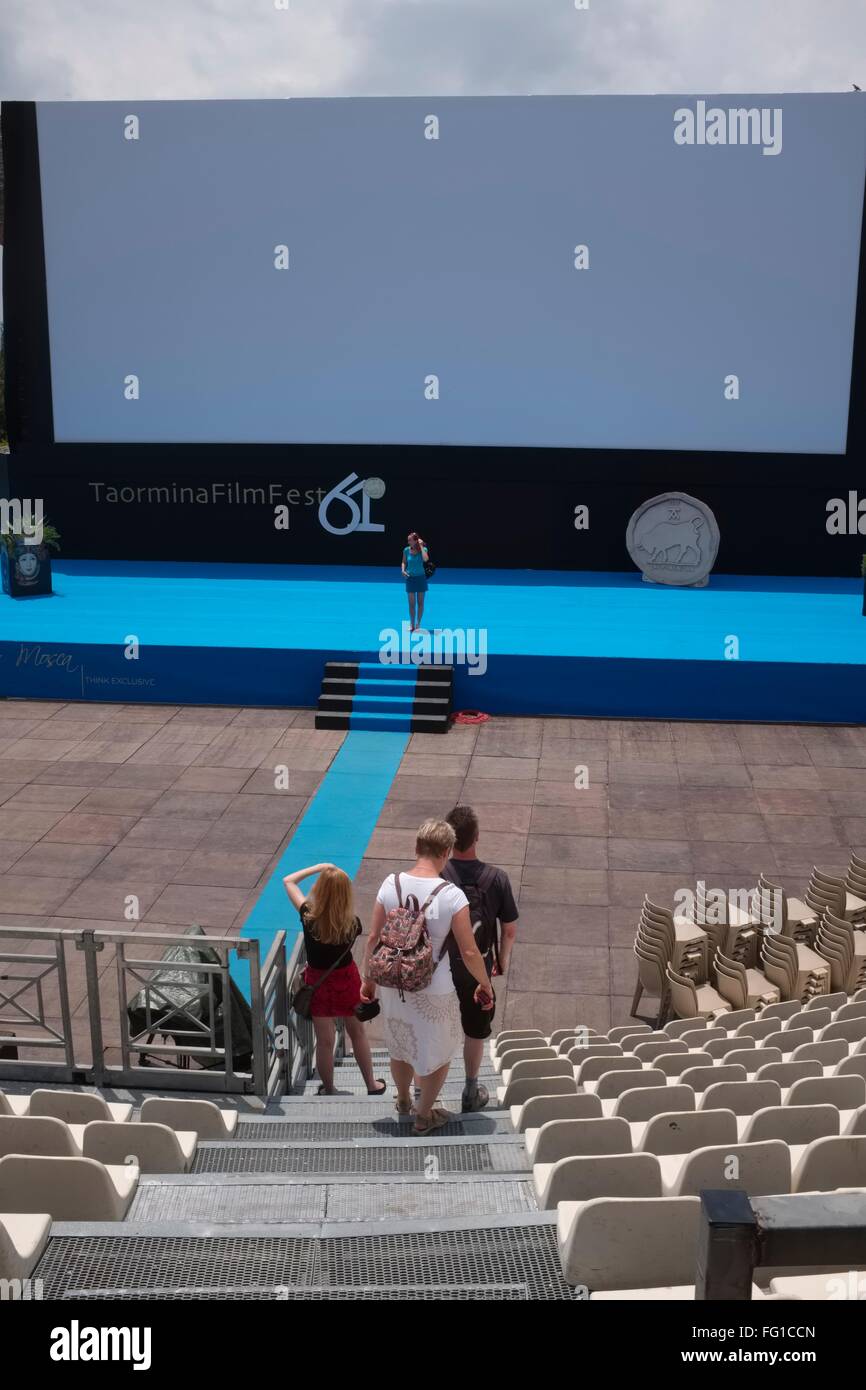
top-left (304, 961), bottom-right (363, 1018)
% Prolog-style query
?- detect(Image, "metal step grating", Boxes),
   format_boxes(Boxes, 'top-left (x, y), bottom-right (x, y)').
top-left (35, 1225), bottom-right (580, 1300)
top-left (129, 1179), bottom-right (536, 1225)
top-left (237, 1119), bottom-right (480, 1140)
top-left (192, 1142), bottom-right (497, 1175)
top-left (301, 1082), bottom-right (501, 1101)
top-left (247, 1103), bottom-right (514, 1128)
top-left (132, 1183), bottom-right (328, 1224)
top-left (324, 1181), bottom-right (535, 1223)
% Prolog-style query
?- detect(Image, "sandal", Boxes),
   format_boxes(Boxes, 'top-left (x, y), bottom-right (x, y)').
top-left (367, 1079), bottom-right (387, 1096)
top-left (412, 1106), bottom-right (452, 1136)
top-left (394, 1096), bottom-right (413, 1117)
top-left (316, 1084), bottom-right (336, 1096)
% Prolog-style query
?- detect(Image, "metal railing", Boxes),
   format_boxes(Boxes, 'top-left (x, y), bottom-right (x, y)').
top-left (282, 933), bottom-right (345, 1089)
top-left (0, 923), bottom-right (289, 1097)
top-left (696, 1189), bottom-right (866, 1299)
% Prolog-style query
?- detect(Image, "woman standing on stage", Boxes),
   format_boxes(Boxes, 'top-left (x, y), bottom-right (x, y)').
top-left (402, 531), bottom-right (430, 631)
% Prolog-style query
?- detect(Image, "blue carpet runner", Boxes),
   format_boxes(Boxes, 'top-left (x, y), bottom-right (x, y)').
top-left (231, 729), bottom-right (407, 996)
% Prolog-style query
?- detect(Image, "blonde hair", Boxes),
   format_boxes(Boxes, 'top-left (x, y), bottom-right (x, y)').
top-left (305, 866), bottom-right (357, 945)
top-left (415, 818), bottom-right (456, 861)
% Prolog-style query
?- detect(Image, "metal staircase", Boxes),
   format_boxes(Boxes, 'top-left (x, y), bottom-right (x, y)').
top-left (29, 1050), bottom-right (580, 1300)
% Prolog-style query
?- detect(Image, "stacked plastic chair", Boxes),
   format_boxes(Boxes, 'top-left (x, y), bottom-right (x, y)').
top-left (684, 881), bottom-right (759, 969)
top-left (845, 854), bottom-right (866, 925)
top-left (814, 908), bottom-right (866, 995)
top-left (800, 867), bottom-right (861, 934)
top-left (761, 931), bottom-right (829, 1004)
top-left (632, 898), bottom-right (709, 1026)
top-left (664, 963), bottom-right (730, 1023)
top-left (713, 948), bottom-right (780, 1011)
top-left (756, 873), bottom-right (813, 944)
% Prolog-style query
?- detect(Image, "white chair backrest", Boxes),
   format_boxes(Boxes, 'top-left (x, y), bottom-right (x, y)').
top-left (792, 1136), bottom-right (866, 1194)
top-left (791, 1040), bottom-right (848, 1066)
top-left (675, 1140), bottom-right (792, 1198)
top-left (787, 1075), bottom-right (866, 1110)
top-left (682, 1064), bottom-right (747, 1093)
top-left (507, 1057), bottom-right (573, 1082)
top-left (699, 1080), bottom-right (782, 1115)
top-left (726, 1048), bottom-right (783, 1072)
top-left (595, 1069), bottom-right (666, 1101)
top-left (0, 1153), bottom-right (131, 1222)
top-left (534, 1116), bottom-right (632, 1163)
top-left (608, 1025), bottom-right (652, 1044)
top-left (755, 1061), bottom-right (822, 1087)
top-left (575, 1054), bottom-right (640, 1085)
top-left (821, 1018), bottom-right (866, 1044)
top-left (0, 1114), bottom-right (77, 1159)
top-left (640, 1108), bottom-right (737, 1156)
top-left (613, 1084), bottom-right (696, 1122)
top-left (764, 1028), bottom-right (813, 1054)
top-left (515, 1091), bottom-right (603, 1131)
top-left (28, 1090), bottom-right (110, 1124)
top-left (502, 1075), bottom-right (576, 1106)
top-left (743, 1103), bottom-right (839, 1145)
top-left (560, 1196), bottom-right (701, 1291)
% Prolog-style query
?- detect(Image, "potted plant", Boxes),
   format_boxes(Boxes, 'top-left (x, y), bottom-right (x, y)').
top-left (1, 519), bottom-right (61, 598)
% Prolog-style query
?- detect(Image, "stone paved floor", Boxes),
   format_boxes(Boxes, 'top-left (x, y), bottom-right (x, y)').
top-left (0, 700), bottom-right (339, 1061)
top-left (2, 699), bottom-right (866, 1055)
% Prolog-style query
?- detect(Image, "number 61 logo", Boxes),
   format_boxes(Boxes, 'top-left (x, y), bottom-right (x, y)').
top-left (318, 473), bottom-right (386, 535)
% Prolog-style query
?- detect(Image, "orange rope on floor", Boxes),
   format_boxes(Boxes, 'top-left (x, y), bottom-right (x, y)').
top-left (451, 710), bottom-right (490, 724)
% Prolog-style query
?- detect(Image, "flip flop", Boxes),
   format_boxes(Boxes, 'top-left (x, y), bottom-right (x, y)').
top-left (367, 1079), bottom-right (387, 1096)
top-left (316, 1084), bottom-right (336, 1096)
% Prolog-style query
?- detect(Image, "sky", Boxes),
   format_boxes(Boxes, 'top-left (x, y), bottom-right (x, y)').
top-left (0, 0), bottom-right (864, 103)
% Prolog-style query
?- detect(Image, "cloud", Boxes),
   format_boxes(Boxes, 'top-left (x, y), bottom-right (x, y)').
top-left (0, 0), bottom-right (863, 101)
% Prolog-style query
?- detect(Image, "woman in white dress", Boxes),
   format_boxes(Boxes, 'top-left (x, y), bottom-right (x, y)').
top-left (360, 819), bottom-right (494, 1135)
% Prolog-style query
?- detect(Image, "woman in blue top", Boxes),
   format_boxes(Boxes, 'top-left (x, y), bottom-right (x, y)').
top-left (402, 531), bottom-right (430, 631)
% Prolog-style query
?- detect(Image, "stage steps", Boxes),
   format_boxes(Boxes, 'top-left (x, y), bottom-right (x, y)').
top-left (314, 661), bottom-right (453, 733)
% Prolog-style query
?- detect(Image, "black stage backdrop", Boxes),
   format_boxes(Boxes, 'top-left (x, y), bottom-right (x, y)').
top-left (4, 100), bottom-right (866, 578)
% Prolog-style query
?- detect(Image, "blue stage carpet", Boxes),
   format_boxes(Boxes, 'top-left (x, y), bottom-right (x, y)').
top-left (1, 561), bottom-right (864, 722)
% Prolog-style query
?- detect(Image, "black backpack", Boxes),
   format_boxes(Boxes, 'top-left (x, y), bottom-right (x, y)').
top-left (443, 861), bottom-right (501, 970)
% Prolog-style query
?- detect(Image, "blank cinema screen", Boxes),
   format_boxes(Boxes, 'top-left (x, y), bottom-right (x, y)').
top-left (36, 95), bottom-right (866, 452)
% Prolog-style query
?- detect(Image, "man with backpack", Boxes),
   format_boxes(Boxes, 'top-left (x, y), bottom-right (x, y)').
top-left (443, 805), bottom-right (519, 1112)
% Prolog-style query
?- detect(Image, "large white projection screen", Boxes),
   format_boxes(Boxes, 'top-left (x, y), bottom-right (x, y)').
top-left (36, 96), bottom-right (866, 452)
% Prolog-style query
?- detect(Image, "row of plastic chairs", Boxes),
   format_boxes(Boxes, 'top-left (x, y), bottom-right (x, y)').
top-left (0, 1089), bottom-right (238, 1138)
top-left (0, 1114), bottom-right (198, 1174)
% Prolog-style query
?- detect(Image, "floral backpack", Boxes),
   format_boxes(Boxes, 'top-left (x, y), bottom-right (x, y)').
top-left (368, 874), bottom-right (449, 998)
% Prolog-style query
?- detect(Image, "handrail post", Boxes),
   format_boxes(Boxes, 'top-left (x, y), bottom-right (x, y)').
top-left (695, 1189), bottom-right (758, 1301)
top-left (270, 934), bottom-right (289, 1096)
top-left (241, 940), bottom-right (267, 1095)
top-left (77, 930), bottom-right (106, 1085)
top-left (56, 935), bottom-right (76, 1070)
